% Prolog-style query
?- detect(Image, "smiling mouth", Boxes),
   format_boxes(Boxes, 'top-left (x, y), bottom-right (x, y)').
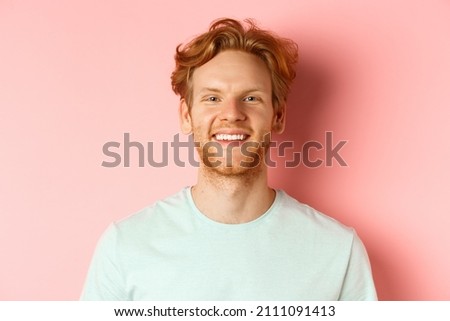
top-left (214, 134), bottom-right (249, 141)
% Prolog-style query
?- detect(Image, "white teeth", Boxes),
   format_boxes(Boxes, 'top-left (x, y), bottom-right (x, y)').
top-left (215, 134), bottom-right (246, 141)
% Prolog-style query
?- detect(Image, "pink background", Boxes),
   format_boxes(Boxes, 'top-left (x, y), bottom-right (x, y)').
top-left (1, 0), bottom-right (449, 300)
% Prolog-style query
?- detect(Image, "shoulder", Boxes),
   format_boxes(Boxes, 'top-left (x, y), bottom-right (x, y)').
top-left (275, 190), bottom-right (356, 242)
top-left (110, 188), bottom-right (192, 238)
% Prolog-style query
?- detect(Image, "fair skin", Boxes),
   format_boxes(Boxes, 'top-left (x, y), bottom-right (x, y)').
top-left (179, 50), bottom-right (286, 224)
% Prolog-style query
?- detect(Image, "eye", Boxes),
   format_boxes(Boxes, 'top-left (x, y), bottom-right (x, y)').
top-left (243, 96), bottom-right (259, 102)
top-left (203, 96), bottom-right (220, 102)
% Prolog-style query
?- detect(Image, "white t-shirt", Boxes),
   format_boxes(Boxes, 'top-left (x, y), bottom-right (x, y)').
top-left (81, 188), bottom-right (377, 300)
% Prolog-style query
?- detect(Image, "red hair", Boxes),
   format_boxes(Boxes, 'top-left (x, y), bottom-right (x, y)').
top-left (171, 18), bottom-right (298, 112)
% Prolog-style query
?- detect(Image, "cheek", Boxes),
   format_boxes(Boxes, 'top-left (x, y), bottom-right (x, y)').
top-left (191, 111), bottom-right (217, 127)
top-left (255, 113), bottom-right (275, 128)
top-left (190, 116), bottom-right (214, 137)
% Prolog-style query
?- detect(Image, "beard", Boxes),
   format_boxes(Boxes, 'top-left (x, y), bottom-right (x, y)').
top-left (193, 128), bottom-right (272, 179)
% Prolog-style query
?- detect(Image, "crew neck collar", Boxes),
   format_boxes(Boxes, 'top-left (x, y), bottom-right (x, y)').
top-left (184, 186), bottom-right (283, 229)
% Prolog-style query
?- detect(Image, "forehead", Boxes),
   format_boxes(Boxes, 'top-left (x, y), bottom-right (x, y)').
top-left (191, 50), bottom-right (272, 93)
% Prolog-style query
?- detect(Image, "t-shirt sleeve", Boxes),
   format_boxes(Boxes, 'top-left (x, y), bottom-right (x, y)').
top-left (338, 231), bottom-right (378, 300)
top-left (80, 223), bottom-right (128, 300)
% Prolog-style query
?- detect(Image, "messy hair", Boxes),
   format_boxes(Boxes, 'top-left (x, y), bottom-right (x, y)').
top-left (171, 18), bottom-right (298, 111)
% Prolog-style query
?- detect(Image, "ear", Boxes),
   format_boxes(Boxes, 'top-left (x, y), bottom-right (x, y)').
top-left (272, 103), bottom-right (286, 134)
top-left (179, 99), bottom-right (193, 134)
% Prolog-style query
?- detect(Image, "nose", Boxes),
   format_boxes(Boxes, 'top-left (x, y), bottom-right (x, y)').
top-left (219, 99), bottom-right (246, 122)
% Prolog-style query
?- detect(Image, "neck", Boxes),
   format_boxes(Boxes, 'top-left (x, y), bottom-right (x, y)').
top-left (191, 166), bottom-right (275, 224)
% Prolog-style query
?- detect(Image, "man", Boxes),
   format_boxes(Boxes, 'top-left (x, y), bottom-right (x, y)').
top-left (81, 18), bottom-right (377, 300)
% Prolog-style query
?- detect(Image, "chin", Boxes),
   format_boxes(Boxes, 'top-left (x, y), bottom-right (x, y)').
top-left (201, 152), bottom-right (266, 177)
top-left (203, 164), bottom-right (262, 180)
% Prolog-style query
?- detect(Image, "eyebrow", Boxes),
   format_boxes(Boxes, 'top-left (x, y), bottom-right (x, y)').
top-left (198, 87), bottom-right (266, 95)
top-left (198, 87), bottom-right (222, 94)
